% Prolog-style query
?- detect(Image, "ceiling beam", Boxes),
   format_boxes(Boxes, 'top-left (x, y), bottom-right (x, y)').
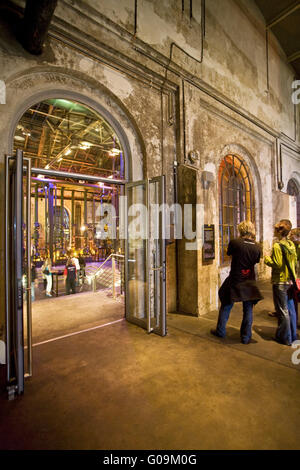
top-left (21, 0), bottom-right (58, 55)
top-left (266, 1), bottom-right (300, 29)
top-left (288, 50), bottom-right (300, 63)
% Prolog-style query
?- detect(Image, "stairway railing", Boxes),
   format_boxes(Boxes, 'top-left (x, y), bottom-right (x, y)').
top-left (86, 253), bottom-right (124, 299)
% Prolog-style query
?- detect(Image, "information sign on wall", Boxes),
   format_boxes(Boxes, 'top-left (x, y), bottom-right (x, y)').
top-left (203, 224), bottom-right (215, 261)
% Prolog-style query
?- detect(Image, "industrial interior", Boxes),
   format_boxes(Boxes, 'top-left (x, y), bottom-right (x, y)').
top-left (15, 98), bottom-right (125, 323)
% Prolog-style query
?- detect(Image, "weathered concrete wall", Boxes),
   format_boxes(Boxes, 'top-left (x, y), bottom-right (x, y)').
top-left (50, 0), bottom-right (299, 142)
top-left (0, 0), bottom-right (299, 353)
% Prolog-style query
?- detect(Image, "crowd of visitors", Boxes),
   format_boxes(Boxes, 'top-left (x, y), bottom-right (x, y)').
top-left (31, 250), bottom-right (86, 299)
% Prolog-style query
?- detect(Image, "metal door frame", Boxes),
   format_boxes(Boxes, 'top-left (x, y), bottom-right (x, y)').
top-left (124, 179), bottom-right (149, 331)
top-left (5, 150), bottom-right (27, 397)
top-left (149, 176), bottom-right (166, 337)
top-left (125, 176), bottom-right (166, 336)
top-left (5, 155), bottom-right (127, 398)
top-left (5, 153), bottom-right (166, 399)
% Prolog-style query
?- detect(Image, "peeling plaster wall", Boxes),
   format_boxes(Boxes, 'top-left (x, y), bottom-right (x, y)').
top-left (52, 0), bottom-right (299, 142)
top-left (0, 0), bottom-right (299, 350)
top-left (180, 82), bottom-right (275, 315)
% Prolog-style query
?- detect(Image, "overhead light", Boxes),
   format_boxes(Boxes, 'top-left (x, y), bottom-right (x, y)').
top-left (80, 141), bottom-right (92, 150)
top-left (97, 182), bottom-right (104, 187)
top-left (64, 149), bottom-right (72, 155)
top-left (108, 175), bottom-right (114, 179)
top-left (109, 148), bottom-right (121, 156)
top-left (45, 164), bottom-right (50, 169)
top-left (80, 225), bottom-right (86, 232)
top-left (58, 157), bottom-right (63, 162)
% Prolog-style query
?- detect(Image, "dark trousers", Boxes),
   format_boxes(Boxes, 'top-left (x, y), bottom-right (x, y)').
top-left (66, 278), bottom-right (76, 295)
top-left (216, 301), bottom-right (254, 343)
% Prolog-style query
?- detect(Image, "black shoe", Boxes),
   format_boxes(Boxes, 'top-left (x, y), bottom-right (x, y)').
top-left (241, 339), bottom-right (251, 345)
top-left (210, 329), bottom-right (224, 338)
top-left (273, 337), bottom-right (291, 346)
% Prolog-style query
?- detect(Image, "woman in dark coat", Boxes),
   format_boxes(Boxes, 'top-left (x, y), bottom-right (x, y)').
top-left (211, 221), bottom-right (263, 344)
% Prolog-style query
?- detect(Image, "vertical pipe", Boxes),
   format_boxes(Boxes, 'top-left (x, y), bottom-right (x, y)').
top-left (92, 195), bottom-right (95, 254)
top-left (71, 190), bottom-right (75, 249)
top-left (44, 185), bottom-right (48, 254)
top-left (48, 186), bottom-right (54, 263)
top-left (134, 0), bottom-right (138, 35)
top-left (266, 29), bottom-right (270, 92)
top-left (54, 185), bottom-right (57, 259)
top-left (84, 190), bottom-right (87, 224)
top-left (112, 255), bottom-right (116, 299)
top-left (182, 79), bottom-right (187, 164)
top-left (34, 183), bottom-right (39, 253)
top-left (84, 189), bottom-right (88, 248)
top-left (120, 152), bottom-right (124, 179)
top-left (60, 187), bottom-right (64, 253)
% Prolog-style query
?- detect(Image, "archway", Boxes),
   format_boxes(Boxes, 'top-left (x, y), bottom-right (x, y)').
top-left (287, 178), bottom-right (300, 227)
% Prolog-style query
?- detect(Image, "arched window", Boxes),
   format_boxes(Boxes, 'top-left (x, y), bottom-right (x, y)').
top-left (219, 155), bottom-right (255, 264)
top-left (287, 179), bottom-right (300, 227)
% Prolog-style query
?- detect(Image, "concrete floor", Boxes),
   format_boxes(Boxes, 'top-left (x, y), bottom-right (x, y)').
top-left (0, 282), bottom-right (300, 450)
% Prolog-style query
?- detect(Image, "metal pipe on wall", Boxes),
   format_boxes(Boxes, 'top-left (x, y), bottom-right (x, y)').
top-left (60, 187), bottom-right (64, 252)
top-left (48, 186), bottom-right (54, 262)
top-left (71, 190), bottom-right (75, 249)
top-left (24, 157), bottom-right (32, 378)
top-left (44, 185), bottom-right (48, 253)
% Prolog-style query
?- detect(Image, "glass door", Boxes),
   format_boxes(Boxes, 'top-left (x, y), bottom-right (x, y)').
top-left (148, 176), bottom-right (166, 336)
top-left (125, 176), bottom-right (166, 336)
top-left (5, 150), bottom-right (32, 399)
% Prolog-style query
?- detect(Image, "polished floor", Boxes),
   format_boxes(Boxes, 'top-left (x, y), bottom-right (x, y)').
top-left (0, 282), bottom-right (300, 450)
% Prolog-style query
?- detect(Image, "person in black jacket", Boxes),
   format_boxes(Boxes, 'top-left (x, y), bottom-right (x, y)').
top-left (211, 221), bottom-right (263, 344)
top-left (64, 258), bottom-right (77, 295)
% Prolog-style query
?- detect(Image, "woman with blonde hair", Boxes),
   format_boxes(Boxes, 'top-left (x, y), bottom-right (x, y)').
top-left (211, 220), bottom-right (263, 344)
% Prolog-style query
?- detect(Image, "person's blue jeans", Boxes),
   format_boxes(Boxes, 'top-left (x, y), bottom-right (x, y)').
top-left (287, 297), bottom-right (298, 342)
top-left (272, 284), bottom-right (292, 345)
top-left (216, 301), bottom-right (254, 343)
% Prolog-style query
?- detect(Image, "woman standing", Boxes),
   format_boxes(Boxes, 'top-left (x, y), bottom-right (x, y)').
top-left (211, 221), bottom-right (262, 344)
top-left (264, 221), bottom-right (297, 345)
top-left (41, 256), bottom-right (52, 297)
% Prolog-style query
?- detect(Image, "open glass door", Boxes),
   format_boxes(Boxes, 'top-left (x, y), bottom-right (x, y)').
top-left (125, 176), bottom-right (166, 336)
top-left (5, 150), bottom-right (32, 399)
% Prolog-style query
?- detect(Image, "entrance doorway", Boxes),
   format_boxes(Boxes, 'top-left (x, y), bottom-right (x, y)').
top-left (5, 97), bottom-right (166, 399)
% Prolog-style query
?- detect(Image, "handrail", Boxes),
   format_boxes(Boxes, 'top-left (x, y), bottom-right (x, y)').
top-left (87, 253), bottom-right (125, 296)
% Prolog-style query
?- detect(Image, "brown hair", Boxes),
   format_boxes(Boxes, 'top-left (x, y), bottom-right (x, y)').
top-left (274, 220), bottom-right (291, 238)
top-left (289, 228), bottom-right (300, 243)
top-left (279, 219), bottom-right (292, 231)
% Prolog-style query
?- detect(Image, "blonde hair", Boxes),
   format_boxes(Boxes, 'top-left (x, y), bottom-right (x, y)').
top-left (238, 221), bottom-right (256, 239)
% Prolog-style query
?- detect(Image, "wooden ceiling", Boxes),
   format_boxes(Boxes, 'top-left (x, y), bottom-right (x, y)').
top-left (14, 98), bottom-right (124, 178)
top-left (255, 0), bottom-right (300, 78)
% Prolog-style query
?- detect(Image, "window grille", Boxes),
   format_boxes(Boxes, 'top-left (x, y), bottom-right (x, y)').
top-left (218, 155), bottom-right (255, 264)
